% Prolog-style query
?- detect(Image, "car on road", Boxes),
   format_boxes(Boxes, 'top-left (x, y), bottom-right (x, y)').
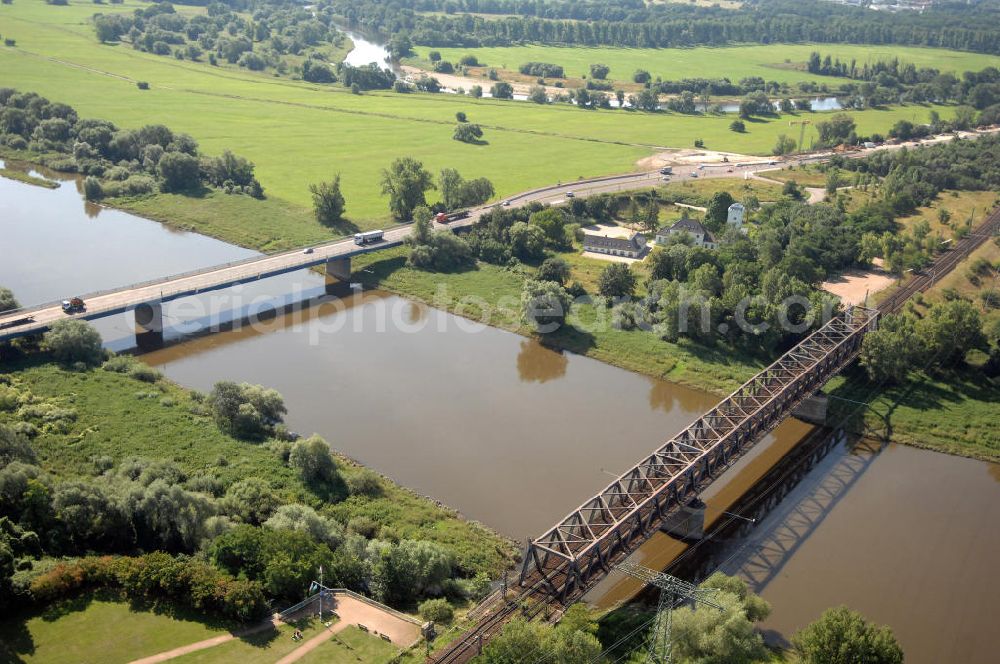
top-left (502, 200), bottom-right (511, 206)
top-left (565, 191), bottom-right (575, 198)
top-left (690, 172), bottom-right (699, 178)
top-left (302, 247), bottom-right (314, 254)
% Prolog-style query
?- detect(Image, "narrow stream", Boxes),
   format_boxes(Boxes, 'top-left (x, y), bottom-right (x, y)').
top-left (336, 27), bottom-right (843, 111)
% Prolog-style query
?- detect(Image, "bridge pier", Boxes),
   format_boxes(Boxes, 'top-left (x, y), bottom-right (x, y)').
top-left (661, 498), bottom-right (706, 541)
top-left (792, 391), bottom-right (829, 426)
top-left (134, 301), bottom-right (163, 349)
top-left (325, 257), bottom-right (352, 295)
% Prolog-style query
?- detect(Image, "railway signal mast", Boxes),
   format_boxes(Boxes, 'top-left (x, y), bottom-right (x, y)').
top-left (614, 561), bottom-right (723, 664)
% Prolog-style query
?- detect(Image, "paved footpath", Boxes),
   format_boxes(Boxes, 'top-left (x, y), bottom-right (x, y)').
top-left (276, 593), bottom-right (422, 663)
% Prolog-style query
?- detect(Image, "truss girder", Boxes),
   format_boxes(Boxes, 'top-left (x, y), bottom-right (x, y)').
top-left (520, 307), bottom-right (879, 599)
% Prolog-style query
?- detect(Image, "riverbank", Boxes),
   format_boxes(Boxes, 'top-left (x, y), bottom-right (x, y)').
top-left (348, 233), bottom-right (1000, 464)
top-left (351, 246), bottom-right (765, 395)
top-left (0, 355), bottom-right (517, 576)
top-left (0, 166), bottom-right (59, 189)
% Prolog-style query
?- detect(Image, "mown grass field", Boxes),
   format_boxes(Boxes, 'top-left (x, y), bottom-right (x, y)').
top-left (0, 596), bottom-right (398, 664)
top-left (296, 627), bottom-right (402, 664)
top-left (414, 43), bottom-right (1000, 88)
top-left (0, 357), bottom-right (514, 575)
top-left (169, 616), bottom-right (334, 664)
top-left (0, 597), bottom-right (231, 664)
top-left (0, 0), bottom-right (963, 247)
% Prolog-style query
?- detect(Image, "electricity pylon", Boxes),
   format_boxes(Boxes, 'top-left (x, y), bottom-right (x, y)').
top-left (615, 561), bottom-right (723, 664)
top-left (789, 119), bottom-right (811, 154)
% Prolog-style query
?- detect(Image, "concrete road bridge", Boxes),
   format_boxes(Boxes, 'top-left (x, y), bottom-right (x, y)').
top-left (2, 126), bottom-right (995, 347)
top-left (5, 127), bottom-right (992, 346)
top-left (0, 160), bottom-right (789, 346)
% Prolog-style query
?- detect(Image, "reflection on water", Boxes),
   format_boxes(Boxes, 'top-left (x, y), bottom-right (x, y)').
top-left (0, 160), bottom-right (257, 308)
top-left (722, 442), bottom-right (1000, 664)
top-left (646, 376), bottom-right (715, 414)
top-left (516, 340), bottom-right (568, 383)
top-left (339, 26), bottom-right (397, 73)
top-left (988, 460), bottom-right (1000, 485)
top-left (140, 292), bottom-right (719, 538)
top-left (584, 417), bottom-right (816, 608)
top-left (628, 433), bottom-right (1000, 664)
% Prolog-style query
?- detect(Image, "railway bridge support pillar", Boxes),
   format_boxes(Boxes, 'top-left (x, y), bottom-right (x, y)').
top-left (134, 301), bottom-right (163, 349)
top-left (661, 498), bottom-right (706, 540)
top-left (793, 391), bottom-right (829, 426)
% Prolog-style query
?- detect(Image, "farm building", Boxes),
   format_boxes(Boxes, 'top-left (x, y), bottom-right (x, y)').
top-left (656, 218), bottom-right (717, 249)
top-left (582, 232), bottom-right (648, 258)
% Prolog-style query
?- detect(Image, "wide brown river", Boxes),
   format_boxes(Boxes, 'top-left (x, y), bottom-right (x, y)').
top-left (3, 164), bottom-right (999, 661)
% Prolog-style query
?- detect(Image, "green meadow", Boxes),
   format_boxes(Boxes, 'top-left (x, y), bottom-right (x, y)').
top-left (0, 0), bottom-right (964, 245)
top-left (415, 42), bottom-right (1000, 87)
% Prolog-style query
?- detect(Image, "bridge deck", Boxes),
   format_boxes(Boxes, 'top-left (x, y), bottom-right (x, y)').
top-left (0, 168), bottom-right (662, 342)
top-left (0, 225), bottom-right (422, 341)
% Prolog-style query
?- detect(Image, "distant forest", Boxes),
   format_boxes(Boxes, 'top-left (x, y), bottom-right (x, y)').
top-left (322, 0), bottom-right (1000, 54)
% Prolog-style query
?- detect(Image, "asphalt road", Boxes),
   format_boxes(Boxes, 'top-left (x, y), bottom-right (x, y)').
top-left (2, 128), bottom-right (996, 340)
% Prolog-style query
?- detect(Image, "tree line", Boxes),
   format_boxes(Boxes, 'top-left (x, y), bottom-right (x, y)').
top-left (0, 89), bottom-right (264, 200)
top-left (94, 1), bottom-right (347, 82)
top-left (804, 52), bottom-right (1000, 111)
top-left (326, 0), bottom-right (1000, 54)
top-left (479, 572), bottom-right (903, 664)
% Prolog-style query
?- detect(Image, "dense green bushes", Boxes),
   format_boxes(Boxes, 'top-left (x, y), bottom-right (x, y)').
top-left (207, 381), bottom-right (287, 440)
top-left (29, 553), bottom-right (267, 622)
top-left (0, 88), bottom-right (264, 199)
top-left (833, 134), bottom-right (1000, 214)
top-left (860, 299), bottom-right (987, 383)
top-left (94, 1), bottom-right (346, 82)
top-left (42, 320), bottom-right (105, 367)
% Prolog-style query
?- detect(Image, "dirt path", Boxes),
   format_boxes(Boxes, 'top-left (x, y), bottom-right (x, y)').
top-left (822, 267), bottom-right (897, 305)
top-left (806, 187), bottom-right (826, 204)
top-left (274, 622), bottom-right (347, 664)
top-left (128, 615), bottom-right (282, 664)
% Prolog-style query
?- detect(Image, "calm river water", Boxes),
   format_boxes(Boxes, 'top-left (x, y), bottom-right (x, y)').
top-left (2, 158), bottom-right (999, 662)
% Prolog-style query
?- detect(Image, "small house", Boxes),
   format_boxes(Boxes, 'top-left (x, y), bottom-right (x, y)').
top-left (727, 203), bottom-right (746, 228)
top-left (582, 232), bottom-right (647, 258)
top-left (656, 218), bottom-right (717, 249)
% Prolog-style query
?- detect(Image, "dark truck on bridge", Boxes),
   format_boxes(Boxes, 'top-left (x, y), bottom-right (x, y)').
top-left (434, 210), bottom-right (470, 224)
top-left (61, 297), bottom-right (85, 313)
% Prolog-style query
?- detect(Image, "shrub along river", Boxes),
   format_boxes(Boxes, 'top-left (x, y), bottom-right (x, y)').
top-left (2, 162), bottom-right (999, 661)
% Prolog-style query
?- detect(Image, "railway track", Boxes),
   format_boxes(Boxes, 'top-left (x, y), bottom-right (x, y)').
top-left (878, 206), bottom-right (1000, 315)
top-left (430, 204), bottom-right (1000, 664)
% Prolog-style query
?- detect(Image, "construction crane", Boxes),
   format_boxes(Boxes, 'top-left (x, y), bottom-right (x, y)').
top-left (614, 561), bottom-right (723, 664)
top-left (789, 119), bottom-right (811, 154)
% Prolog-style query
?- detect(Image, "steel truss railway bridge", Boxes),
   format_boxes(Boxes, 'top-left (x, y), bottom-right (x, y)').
top-left (432, 204), bottom-right (1000, 663)
top-left (518, 307), bottom-right (879, 603)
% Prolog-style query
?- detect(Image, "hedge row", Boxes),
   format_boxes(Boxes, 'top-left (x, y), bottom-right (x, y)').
top-left (29, 552), bottom-right (268, 622)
